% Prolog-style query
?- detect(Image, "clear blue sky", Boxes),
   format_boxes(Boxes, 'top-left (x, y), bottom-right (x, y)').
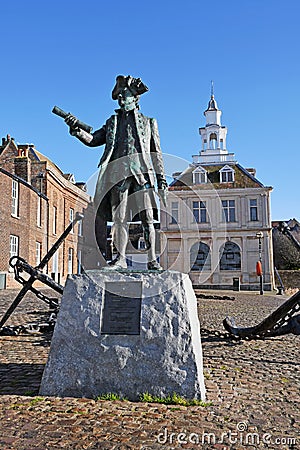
top-left (1, 0), bottom-right (299, 221)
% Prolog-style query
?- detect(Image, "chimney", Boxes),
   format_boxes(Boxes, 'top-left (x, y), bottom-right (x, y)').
top-left (1, 135), bottom-right (12, 146)
top-left (246, 168), bottom-right (256, 177)
top-left (14, 145), bottom-right (31, 182)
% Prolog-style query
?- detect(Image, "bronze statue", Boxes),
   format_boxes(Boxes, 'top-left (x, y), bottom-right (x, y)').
top-left (63, 75), bottom-right (167, 270)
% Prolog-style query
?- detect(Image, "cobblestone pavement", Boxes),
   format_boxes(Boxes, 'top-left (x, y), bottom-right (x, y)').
top-left (0, 288), bottom-right (299, 449)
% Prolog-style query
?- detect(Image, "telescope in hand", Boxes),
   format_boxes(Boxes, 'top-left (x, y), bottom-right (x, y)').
top-left (52, 106), bottom-right (93, 133)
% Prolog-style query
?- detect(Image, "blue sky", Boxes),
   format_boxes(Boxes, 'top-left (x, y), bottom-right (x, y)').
top-left (1, 0), bottom-right (299, 220)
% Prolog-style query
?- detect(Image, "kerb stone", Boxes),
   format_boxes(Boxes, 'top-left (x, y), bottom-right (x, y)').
top-left (39, 270), bottom-right (206, 401)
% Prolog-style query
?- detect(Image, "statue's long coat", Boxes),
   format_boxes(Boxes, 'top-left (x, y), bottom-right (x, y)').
top-left (76, 109), bottom-right (166, 222)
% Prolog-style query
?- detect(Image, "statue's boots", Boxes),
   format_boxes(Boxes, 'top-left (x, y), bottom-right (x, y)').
top-left (147, 260), bottom-right (163, 271)
top-left (104, 255), bottom-right (127, 270)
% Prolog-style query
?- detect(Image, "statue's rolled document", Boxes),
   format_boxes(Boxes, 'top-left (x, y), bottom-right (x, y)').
top-left (52, 106), bottom-right (93, 133)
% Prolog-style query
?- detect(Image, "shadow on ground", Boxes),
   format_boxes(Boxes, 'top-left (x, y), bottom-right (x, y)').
top-left (0, 363), bottom-right (45, 396)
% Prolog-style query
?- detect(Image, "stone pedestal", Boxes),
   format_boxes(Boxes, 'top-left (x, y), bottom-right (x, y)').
top-left (39, 270), bottom-right (206, 401)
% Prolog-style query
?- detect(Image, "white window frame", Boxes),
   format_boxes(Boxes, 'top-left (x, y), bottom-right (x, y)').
top-left (37, 196), bottom-right (42, 227)
top-left (219, 165), bottom-right (235, 183)
top-left (68, 247), bottom-right (74, 274)
top-left (222, 199), bottom-right (236, 222)
top-left (10, 235), bottom-right (19, 259)
top-left (52, 249), bottom-right (59, 274)
top-left (11, 180), bottom-right (19, 217)
top-left (192, 201), bottom-right (207, 223)
top-left (70, 208), bottom-right (74, 234)
top-left (249, 198), bottom-right (258, 221)
top-left (170, 201), bottom-right (179, 224)
top-left (36, 241), bottom-right (42, 266)
top-left (78, 219), bottom-right (83, 236)
top-left (192, 167), bottom-right (207, 184)
top-left (53, 206), bottom-right (57, 235)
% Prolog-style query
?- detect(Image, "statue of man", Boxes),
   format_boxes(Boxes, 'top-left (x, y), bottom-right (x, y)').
top-left (65, 75), bottom-right (167, 270)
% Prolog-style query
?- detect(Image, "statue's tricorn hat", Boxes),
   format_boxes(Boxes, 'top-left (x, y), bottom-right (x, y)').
top-left (112, 75), bottom-right (149, 100)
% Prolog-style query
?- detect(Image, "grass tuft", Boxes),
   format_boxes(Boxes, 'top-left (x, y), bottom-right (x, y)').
top-left (95, 392), bottom-right (127, 401)
top-left (29, 397), bottom-right (44, 405)
top-left (139, 392), bottom-right (212, 407)
top-left (94, 391), bottom-right (212, 407)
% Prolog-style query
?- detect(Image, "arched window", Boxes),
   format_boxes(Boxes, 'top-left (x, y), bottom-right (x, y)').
top-left (190, 242), bottom-right (211, 271)
top-left (209, 133), bottom-right (217, 149)
top-left (220, 241), bottom-right (241, 271)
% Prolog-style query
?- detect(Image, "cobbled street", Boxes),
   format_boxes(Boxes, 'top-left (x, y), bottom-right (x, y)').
top-left (0, 288), bottom-right (299, 450)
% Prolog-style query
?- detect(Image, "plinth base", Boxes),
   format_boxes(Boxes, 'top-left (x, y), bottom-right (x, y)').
top-left (39, 270), bottom-right (206, 401)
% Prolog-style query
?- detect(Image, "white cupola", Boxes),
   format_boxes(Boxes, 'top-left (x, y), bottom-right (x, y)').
top-left (192, 85), bottom-right (236, 165)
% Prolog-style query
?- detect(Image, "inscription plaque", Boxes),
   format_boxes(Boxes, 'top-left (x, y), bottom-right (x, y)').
top-left (101, 282), bottom-right (142, 335)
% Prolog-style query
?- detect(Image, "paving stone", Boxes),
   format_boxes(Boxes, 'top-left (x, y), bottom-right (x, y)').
top-left (0, 289), bottom-right (299, 449)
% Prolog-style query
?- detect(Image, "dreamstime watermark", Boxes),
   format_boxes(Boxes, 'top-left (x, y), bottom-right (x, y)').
top-left (156, 422), bottom-right (297, 447)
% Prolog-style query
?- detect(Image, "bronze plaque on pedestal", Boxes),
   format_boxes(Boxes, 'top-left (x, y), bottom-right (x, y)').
top-left (101, 281), bottom-right (142, 335)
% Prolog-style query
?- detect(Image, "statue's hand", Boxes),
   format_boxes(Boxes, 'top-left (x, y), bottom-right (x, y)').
top-left (157, 177), bottom-right (168, 207)
top-left (158, 187), bottom-right (167, 208)
top-left (64, 113), bottom-right (80, 136)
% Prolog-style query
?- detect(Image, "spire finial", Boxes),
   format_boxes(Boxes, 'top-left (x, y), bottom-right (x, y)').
top-left (211, 80), bottom-right (214, 98)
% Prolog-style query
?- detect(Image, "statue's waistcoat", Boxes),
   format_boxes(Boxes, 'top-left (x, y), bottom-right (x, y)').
top-left (94, 110), bottom-right (162, 221)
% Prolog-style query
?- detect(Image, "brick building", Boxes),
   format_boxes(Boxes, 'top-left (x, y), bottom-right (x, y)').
top-left (0, 135), bottom-right (91, 288)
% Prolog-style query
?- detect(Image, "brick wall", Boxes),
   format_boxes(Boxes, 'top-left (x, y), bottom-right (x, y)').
top-left (0, 139), bottom-right (19, 173)
top-left (0, 169), bottom-right (49, 288)
top-left (0, 138), bottom-right (91, 289)
top-left (45, 170), bottom-right (89, 281)
top-left (277, 270), bottom-right (300, 290)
